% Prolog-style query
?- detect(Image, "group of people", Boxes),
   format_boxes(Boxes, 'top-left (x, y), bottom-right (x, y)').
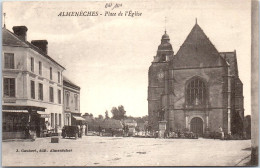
top-left (154, 130), bottom-right (198, 139)
top-left (77, 124), bottom-right (87, 137)
top-left (149, 126), bottom-right (227, 139)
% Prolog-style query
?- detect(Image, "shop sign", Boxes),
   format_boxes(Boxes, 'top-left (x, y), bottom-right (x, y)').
top-left (41, 114), bottom-right (50, 118)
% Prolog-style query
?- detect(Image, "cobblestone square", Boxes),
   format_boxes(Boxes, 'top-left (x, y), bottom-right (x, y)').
top-left (2, 136), bottom-right (251, 166)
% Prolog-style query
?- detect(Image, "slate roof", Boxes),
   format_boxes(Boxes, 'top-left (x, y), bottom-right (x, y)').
top-left (63, 76), bottom-right (81, 90)
top-left (157, 31), bottom-right (173, 53)
top-left (2, 27), bottom-right (65, 70)
top-left (172, 23), bottom-right (227, 68)
top-left (81, 117), bottom-right (123, 129)
top-left (124, 119), bottom-right (137, 123)
top-left (219, 51), bottom-right (238, 76)
top-left (102, 118), bottom-right (123, 129)
top-left (158, 42), bottom-right (173, 51)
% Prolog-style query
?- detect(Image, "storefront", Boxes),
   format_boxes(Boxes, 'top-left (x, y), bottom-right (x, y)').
top-left (71, 114), bottom-right (85, 126)
top-left (37, 111), bottom-right (51, 137)
top-left (2, 105), bottom-right (46, 139)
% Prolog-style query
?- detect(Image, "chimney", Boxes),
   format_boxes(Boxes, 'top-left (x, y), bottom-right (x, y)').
top-left (12, 26), bottom-right (28, 41)
top-left (31, 40), bottom-right (48, 54)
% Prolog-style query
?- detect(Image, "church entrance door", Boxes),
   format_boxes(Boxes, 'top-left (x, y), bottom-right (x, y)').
top-left (190, 117), bottom-right (203, 136)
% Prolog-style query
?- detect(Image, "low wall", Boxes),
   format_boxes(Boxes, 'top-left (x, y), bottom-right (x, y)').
top-left (2, 132), bottom-right (26, 140)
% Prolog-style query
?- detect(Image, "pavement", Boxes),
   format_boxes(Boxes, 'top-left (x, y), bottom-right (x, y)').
top-left (2, 136), bottom-right (251, 166)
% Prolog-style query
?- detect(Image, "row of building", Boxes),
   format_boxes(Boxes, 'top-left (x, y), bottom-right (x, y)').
top-left (2, 25), bottom-right (83, 139)
top-left (83, 116), bottom-right (147, 136)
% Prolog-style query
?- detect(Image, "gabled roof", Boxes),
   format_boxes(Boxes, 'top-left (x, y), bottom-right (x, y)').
top-left (63, 76), bottom-right (80, 90)
top-left (124, 118), bottom-right (137, 123)
top-left (219, 51), bottom-right (238, 76)
top-left (2, 28), bottom-right (29, 47)
top-left (81, 117), bottom-right (123, 129)
top-left (172, 23), bottom-right (226, 68)
top-left (2, 27), bottom-right (65, 70)
top-left (103, 118), bottom-right (123, 129)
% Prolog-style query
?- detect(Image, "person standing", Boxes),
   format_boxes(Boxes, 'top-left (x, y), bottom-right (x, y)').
top-left (77, 125), bottom-right (81, 138)
top-left (82, 124), bottom-right (86, 136)
top-left (80, 125), bottom-right (83, 138)
top-left (219, 126), bottom-right (224, 140)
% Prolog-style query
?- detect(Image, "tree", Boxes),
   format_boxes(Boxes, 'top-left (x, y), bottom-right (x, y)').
top-left (118, 105), bottom-right (126, 119)
top-left (98, 115), bottom-right (104, 120)
top-left (142, 115), bottom-right (148, 121)
top-left (105, 110), bottom-right (109, 119)
top-left (89, 113), bottom-right (93, 119)
top-left (135, 126), bottom-right (140, 133)
top-left (82, 113), bottom-right (89, 117)
top-left (111, 105), bottom-right (126, 120)
top-left (111, 107), bottom-right (119, 120)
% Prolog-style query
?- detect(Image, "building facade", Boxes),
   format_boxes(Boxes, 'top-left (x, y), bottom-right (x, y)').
top-left (2, 26), bottom-right (65, 139)
top-left (148, 22), bottom-right (244, 136)
top-left (63, 76), bottom-right (82, 126)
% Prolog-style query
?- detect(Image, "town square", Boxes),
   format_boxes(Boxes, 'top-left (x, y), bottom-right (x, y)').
top-left (2, 136), bottom-right (251, 166)
top-left (1, 0), bottom-right (258, 167)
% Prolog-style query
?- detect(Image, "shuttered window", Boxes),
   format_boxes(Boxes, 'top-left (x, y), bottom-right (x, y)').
top-left (58, 72), bottom-right (60, 83)
top-left (58, 89), bottom-right (61, 104)
top-left (4, 53), bottom-right (14, 69)
top-left (31, 57), bottom-right (34, 72)
top-left (31, 80), bottom-right (35, 99)
top-left (50, 67), bottom-right (52, 80)
top-left (49, 87), bottom-right (54, 102)
top-left (75, 94), bottom-right (78, 110)
top-left (4, 78), bottom-right (15, 97)
top-left (39, 61), bottom-right (42, 75)
top-left (38, 83), bottom-right (43, 100)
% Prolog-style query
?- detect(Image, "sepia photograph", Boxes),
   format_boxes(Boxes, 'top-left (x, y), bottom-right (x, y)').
top-left (1, 0), bottom-right (258, 166)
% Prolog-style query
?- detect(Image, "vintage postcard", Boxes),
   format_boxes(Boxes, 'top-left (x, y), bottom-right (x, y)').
top-left (1, 0), bottom-right (257, 166)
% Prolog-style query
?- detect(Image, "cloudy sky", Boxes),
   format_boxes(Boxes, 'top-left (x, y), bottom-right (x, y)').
top-left (3, 0), bottom-right (251, 117)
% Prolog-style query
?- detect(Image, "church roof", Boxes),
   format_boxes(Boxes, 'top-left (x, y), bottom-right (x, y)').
top-left (158, 42), bottom-right (173, 51)
top-left (2, 27), bottom-right (65, 70)
top-left (157, 31), bottom-right (172, 51)
top-left (172, 23), bottom-right (226, 68)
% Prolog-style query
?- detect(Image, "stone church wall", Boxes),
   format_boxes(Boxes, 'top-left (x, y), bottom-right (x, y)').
top-left (169, 66), bottom-right (227, 133)
top-left (208, 109), bottom-right (223, 132)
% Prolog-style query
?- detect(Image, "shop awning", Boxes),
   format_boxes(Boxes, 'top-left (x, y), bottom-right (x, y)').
top-left (72, 116), bottom-right (85, 121)
top-left (2, 110), bottom-right (28, 113)
top-left (2, 105), bottom-right (46, 112)
top-left (37, 111), bottom-right (50, 118)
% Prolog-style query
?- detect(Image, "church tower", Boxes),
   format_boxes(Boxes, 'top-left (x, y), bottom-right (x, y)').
top-left (148, 21), bottom-right (244, 137)
top-left (148, 31), bottom-right (174, 130)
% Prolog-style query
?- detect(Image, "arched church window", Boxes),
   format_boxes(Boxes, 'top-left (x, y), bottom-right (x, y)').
top-left (186, 78), bottom-right (206, 106)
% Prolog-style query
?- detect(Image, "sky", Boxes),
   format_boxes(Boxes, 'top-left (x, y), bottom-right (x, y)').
top-left (3, 0), bottom-right (251, 117)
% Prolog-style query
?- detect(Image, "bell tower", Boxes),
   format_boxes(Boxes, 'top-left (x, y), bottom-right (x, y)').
top-left (148, 30), bottom-right (174, 131)
top-left (153, 31), bottom-right (174, 63)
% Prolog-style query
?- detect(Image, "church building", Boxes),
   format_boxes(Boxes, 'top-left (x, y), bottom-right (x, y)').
top-left (148, 21), bottom-right (244, 136)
